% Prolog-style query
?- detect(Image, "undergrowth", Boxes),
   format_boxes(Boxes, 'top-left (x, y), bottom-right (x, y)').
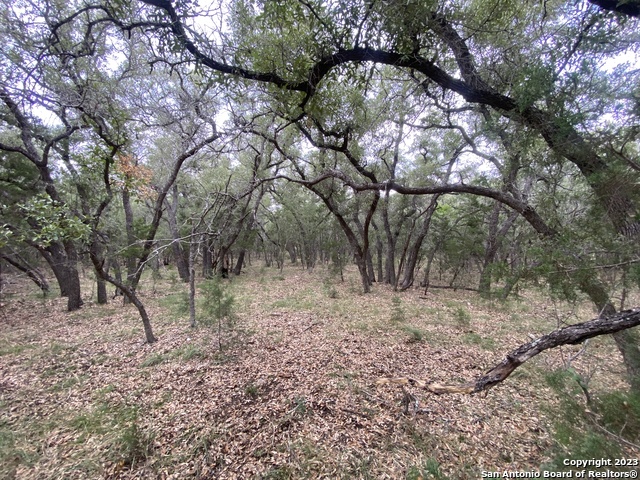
top-left (542, 368), bottom-right (640, 472)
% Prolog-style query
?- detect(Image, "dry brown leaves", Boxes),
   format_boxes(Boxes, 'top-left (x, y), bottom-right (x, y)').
top-left (0, 266), bottom-right (630, 479)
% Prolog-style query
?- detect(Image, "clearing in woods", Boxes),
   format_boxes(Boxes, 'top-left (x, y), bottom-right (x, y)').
top-left (0, 264), bottom-right (631, 479)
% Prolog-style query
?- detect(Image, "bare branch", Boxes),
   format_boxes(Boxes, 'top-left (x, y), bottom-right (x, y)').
top-left (377, 308), bottom-right (640, 395)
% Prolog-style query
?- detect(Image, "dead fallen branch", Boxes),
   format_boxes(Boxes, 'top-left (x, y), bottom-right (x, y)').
top-left (377, 307), bottom-right (640, 395)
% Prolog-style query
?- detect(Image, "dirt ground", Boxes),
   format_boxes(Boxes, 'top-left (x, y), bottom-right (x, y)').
top-left (0, 264), bottom-right (631, 479)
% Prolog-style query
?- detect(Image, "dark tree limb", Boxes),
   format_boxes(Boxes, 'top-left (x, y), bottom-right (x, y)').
top-left (261, 170), bottom-right (557, 238)
top-left (0, 252), bottom-right (50, 293)
top-left (588, 0), bottom-right (640, 18)
top-left (377, 308), bottom-right (640, 395)
top-left (134, 1), bottom-right (640, 237)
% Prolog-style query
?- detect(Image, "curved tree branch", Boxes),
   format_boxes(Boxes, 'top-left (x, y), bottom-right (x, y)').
top-left (377, 307), bottom-right (640, 395)
top-left (265, 170), bottom-right (557, 238)
top-left (134, 1), bottom-right (640, 237)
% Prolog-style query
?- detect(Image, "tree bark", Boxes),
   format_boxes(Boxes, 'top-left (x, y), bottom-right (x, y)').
top-left (40, 241), bottom-right (82, 311)
top-left (378, 308), bottom-right (640, 395)
top-left (89, 246), bottom-right (157, 343)
top-left (189, 228), bottom-right (198, 328)
top-left (398, 195), bottom-right (440, 291)
top-left (0, 251), bottom-right (50, 293)
top-left (233, 250), bottom-right (246, 275)
top-left (92, 243), bottom-right (108, 304)
top-left (167, 185), bottom-right (190, 282)
top-left (122, 186), bottom-right (137, 304)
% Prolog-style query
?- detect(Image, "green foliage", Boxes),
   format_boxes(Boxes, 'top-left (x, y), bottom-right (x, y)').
top-left (453, 307), bottom-right (471, 330)
top-left (175, 344), bottom-right (205, 361)
top-left (200, 277), bottom-right (235, 327)
top-left (390, 296), bottom-right (406, 323)
top-left (158, 291), bottom-right (189, 321)
top-left (71, 402), bottom-right (153, 468)
top-left (542, 368), bottom-right (640, 471)
top-left (18, 194), bottom-right (90, 247)
top-left (200, 277), bottom-right (236, 351)
top-left (114, 421), bottom-right (154, 467)
top-left (407, 457), bottom-right (448, 480)
top-left (0, 416), bottom-right (39, 476)
top-left (244, 382), bottom-right (259, 399)
top-left (402, 325), bottom-right (426, 343)
top-left (462, 332), bottom-right (496, 350)
top-left (323, 273), bottom-right (339, 299)
top-left (289, 396), bottom-right (308, 417)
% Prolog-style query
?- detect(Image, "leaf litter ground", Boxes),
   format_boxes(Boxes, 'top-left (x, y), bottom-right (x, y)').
top-left (0, 265), bottom-right (631, 479)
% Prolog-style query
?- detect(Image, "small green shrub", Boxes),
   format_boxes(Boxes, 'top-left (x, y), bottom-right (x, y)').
top-left (158, 291), bottom-right (189, 318)
top-left (200, 277), bottom-right (235, 351)
top-left (113, 422), bottom-right (154, 467)
top-left (462, 332), bottom-right (496, 350)
top-left (323, 275), bottom-right (338, 299)
top-left (402, 326), bottom-right (426, 343)
top-left (290, 396), bottom-right (308, 416)
top-left (453, 307), bottom-right (471, 330)
top-left (245, 383), bottom-right (259, 399)
top-left (390, 296), bottom-right (406, 323)
top-left (542, 368), bottom-right (640, 472)
top-left (200, 278), bottom-right (235, 326)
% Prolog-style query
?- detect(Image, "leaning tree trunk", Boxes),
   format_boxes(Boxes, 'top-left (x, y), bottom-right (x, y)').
top-left (0, 250), bottom-right (50, 293)
top-left (89, 245), bottom-right (157, 343)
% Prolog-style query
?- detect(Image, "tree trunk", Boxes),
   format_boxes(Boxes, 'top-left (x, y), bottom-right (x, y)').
top-left (479, 206), bottom-right (519, 297)
top-left (89, 245), bottom-right (157, 343)
top-left (94, 245), bottom-right (108, 305)
top-left (355, 255), bottom-right (371, 294)
top-left (375, 232), bottom-right (383, 283)
top-left (398, 195), bottom-right (440, 291)
top-left (122, 187), bottom-right (137, 304)
top-left (381, 192), bottom-right (397, 285)
top-left (612, 330), bottom-right (640, 392)
top-left (378, 308), bottom-right (640, 395)
top-left (478, 202), bottom-right (501, 297)
top-left (112, 260), bottom-right (124, 298)
top-left (0, 251), bottom-right (50, 293)
top-left (366, 250), bottom-right (375, 285)
top-left (41, 241), bottom-right (82, 311)
top-left (167, 185), bottom-right (190, 282)
top-left (580, 276), bottom-right (640, 392)
top-left (233, 250), bottom-right (246, 275)
top-left (189, 228), bottom-right (198, 328)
